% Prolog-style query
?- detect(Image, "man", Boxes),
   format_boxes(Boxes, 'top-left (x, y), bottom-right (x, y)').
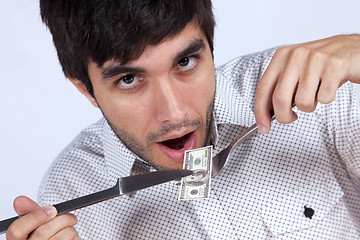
top-left (6, 0), bottom-right (360, 239)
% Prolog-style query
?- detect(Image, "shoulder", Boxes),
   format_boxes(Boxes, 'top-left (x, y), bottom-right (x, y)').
top-left (213, 48), bottom-right (278, 126)
top-left (38, 118), bottom-right (109, 205)
top-left (215, 47), bottom-right (277, 81)
top-left (327, 82), bottom-right (360, 145)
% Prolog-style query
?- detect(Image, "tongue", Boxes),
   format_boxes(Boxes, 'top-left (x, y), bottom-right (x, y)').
top-left (162, 133), bottom-right (191, 150)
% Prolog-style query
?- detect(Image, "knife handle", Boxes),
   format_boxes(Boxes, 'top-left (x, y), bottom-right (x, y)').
top-left (0, 216), bottom-right (19, 235)
top-left (0, 180), bottom-right (120, 235)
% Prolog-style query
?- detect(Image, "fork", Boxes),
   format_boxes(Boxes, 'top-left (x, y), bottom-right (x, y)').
top-left (212, 103), bottom-right (295, 177)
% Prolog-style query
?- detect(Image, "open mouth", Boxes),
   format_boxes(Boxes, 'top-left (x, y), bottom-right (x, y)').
top-left (160, 132), bottom-right (192, 150)
top-left (158, 131), bottom-right (197, 162)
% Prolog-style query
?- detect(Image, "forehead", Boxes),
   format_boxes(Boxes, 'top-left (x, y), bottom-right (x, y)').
top-left (100, 22), bottom-right (208, 69)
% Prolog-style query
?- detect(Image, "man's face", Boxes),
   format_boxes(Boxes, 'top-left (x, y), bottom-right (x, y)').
top-left (86, 22), bottom-right (216, 170)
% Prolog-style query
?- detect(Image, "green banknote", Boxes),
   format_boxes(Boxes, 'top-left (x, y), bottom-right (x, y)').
top-left (179, 146), bottom-right (213, 200)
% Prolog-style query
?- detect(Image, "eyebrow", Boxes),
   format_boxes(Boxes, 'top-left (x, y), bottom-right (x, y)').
top-left (174, 38), bottom-right (206, 63)
top-left (101, 64), bottom-right (146, 81)
top-left (100, 38), bottom-right (206, 82)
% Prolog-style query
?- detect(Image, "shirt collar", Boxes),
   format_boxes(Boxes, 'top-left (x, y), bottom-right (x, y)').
top-left (210, 69), bottom-right (257, 151)
top-left (213, 70), bottom-right (256, 128)
top-left (101, 120), bottom-right (151, 180)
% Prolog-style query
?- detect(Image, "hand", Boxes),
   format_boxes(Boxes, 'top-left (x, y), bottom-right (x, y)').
top-left (6, 196), bottom-right (81, 240)
top-left (254, 34), bottom-right (360, 134)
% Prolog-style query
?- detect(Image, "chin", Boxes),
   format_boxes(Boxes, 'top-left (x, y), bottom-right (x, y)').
top-left (150, 155), bottom-right (185, 171)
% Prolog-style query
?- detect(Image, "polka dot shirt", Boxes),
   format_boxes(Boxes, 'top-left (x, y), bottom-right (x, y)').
top-left (38, 48), bottom-right (360, 239)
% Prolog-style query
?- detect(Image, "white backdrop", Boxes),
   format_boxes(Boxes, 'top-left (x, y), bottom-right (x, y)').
top-left (1, 0), bottom-right (359, 237)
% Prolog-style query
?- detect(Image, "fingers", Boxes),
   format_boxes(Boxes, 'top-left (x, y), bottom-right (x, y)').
top-left (317, 56), bottom-right (349, 104)
top-left (8, 196), bottom-right (80, 240)
top-left (255, 47), bottom-right (299, 134)
top-left (49, 226), bottom-right (82, 240)
top-left (255, 49), bottom-right (287, 134)
top-left (271, 49), bottom-right (301, 123)
top-left (294, 49), bottom-right (323, 112)
top-left (28, 213), bottom-right (78, 240)
top-left (6, 205), bottom-right (57, 240)
top-left (255, 35), bottom-right (359, 133)
top-left (13, 195), bottom-right (41, 216)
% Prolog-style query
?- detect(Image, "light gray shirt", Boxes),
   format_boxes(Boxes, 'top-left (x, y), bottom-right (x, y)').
top-left (38, 48), bottom-right (360, 239)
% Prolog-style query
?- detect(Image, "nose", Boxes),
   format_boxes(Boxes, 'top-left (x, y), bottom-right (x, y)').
top-left (154, 77), bottom-right (188, 124)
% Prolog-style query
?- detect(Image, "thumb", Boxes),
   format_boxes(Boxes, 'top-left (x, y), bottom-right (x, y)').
top-left (13, 195), bottom-right (41, 216)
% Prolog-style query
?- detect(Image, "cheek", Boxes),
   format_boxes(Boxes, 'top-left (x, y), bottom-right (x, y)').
top-left (98, 96), bottom-right (153, 140)
top-left (188, 71), bottom-right (215, 106)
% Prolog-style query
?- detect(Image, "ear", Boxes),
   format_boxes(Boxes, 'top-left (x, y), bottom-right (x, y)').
top-left (68, 77), bottom-right (99, 108)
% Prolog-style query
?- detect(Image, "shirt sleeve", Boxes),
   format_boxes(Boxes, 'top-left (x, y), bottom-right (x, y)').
top-left (330, 82), bottom-right (360, 180)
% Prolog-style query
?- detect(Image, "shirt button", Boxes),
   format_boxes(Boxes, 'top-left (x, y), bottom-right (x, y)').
top-left (304, 206), bottom-right (315, 219)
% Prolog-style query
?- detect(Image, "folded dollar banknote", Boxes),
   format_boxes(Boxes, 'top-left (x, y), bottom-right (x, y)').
top-left (179, 146), bottom-right (212, 200)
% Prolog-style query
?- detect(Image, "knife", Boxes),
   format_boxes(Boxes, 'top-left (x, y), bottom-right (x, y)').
top-left (0, 169), bottom-right (193, 234)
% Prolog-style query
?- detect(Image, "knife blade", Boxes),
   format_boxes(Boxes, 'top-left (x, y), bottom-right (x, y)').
top-left (0, 169), bottom-right (193, 234)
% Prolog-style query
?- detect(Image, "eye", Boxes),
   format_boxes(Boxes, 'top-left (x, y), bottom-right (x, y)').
top-left (176, 56), bottom-right (198, 71)
top-left (116, 74), bottom-right (143, 90)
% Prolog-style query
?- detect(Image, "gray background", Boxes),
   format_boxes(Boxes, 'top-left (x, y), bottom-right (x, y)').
top-left (1, 0), bottom-right (359, 236)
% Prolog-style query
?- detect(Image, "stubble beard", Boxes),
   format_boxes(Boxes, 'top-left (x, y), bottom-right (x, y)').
top-left (101, 98), bottom-right (215, 170)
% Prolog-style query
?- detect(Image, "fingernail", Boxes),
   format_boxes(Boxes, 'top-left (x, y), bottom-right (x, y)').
top-left (72, 214), bottom-right (78, 223)
top-left (43, 206), bottom-right (56, 218)
top-left (258, 124), bottom-right (268, 134)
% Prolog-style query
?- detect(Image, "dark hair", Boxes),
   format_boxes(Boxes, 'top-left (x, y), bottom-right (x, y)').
top-left (39, 0), bottom-right (215, 96)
